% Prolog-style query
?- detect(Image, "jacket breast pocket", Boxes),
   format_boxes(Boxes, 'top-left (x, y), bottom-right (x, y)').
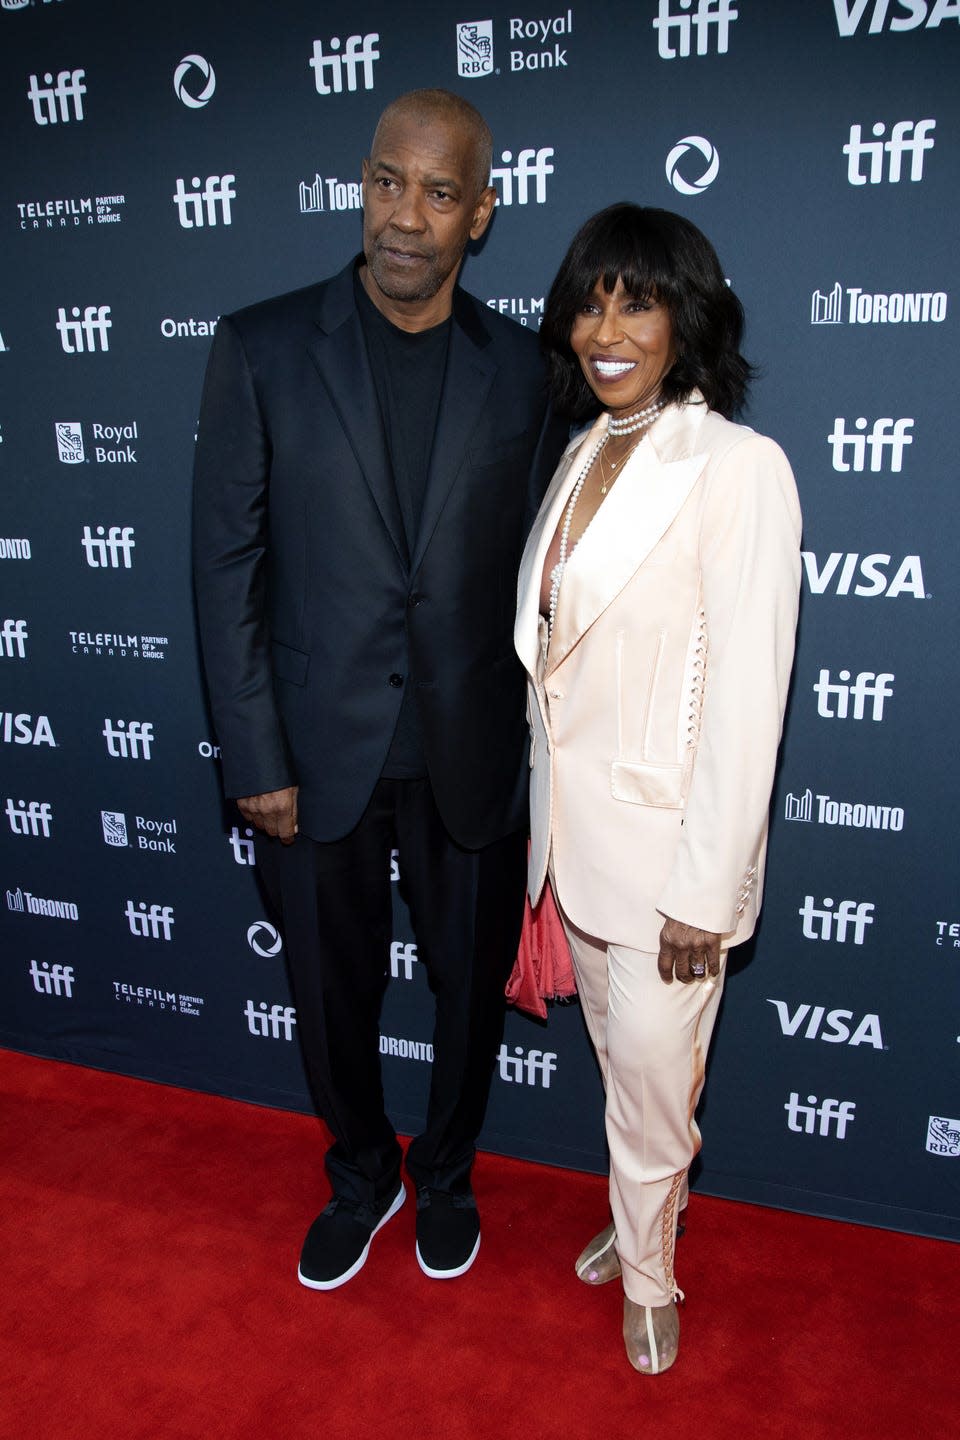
top-left (271, 639), bottom-right (309, 686)
top-left (610, 760), bottom-right (684, 809)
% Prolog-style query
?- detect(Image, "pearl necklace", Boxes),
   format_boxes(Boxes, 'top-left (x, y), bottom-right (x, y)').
top-left (548, 435), bottom-right (606, 637)
top-left (607, 397), bottom-right (665, 436)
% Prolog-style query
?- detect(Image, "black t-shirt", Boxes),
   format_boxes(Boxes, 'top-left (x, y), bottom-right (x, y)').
top-left (355, 270), bottom-right (451, 778)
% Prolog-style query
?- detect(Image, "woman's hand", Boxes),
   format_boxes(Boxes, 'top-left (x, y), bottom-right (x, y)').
top-left (657, 916), bottom-right (721, 985)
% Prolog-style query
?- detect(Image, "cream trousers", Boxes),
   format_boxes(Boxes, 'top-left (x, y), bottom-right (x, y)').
top-left (560, 899), bottom-right (727, 1306)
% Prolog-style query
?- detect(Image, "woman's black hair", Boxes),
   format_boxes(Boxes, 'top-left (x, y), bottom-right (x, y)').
top-left (540, 203), bottom-right (753, 420)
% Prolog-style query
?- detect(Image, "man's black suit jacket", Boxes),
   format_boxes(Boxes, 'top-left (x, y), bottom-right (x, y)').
top-left (192, 260), bottom-right (567, 849)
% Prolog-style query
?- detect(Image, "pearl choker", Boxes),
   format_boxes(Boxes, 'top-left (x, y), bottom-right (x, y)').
top-left (607, 398), bottom-right (665, 436)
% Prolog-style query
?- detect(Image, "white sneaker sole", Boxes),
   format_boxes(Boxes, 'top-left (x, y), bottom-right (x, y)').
top-left (298, 1183), bottom-right (406, 1291)
top-left (415, 1230), bottom-right (481, 1280)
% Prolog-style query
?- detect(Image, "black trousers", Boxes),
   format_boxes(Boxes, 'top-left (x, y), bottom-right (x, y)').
top-left (255, 777), bottom-right (526, 1208)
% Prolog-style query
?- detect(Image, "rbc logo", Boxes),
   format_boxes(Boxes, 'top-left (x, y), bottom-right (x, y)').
top-left (101, 810), bottom-right (128, 846)
top-left (56, 422), bottom-right (85, 463)
top-left (309, 34), bottom-right (379, 94)
top-left (844, 119), bottom-right (935, 184)
top-left (457, 20), bottom-right (494, 76)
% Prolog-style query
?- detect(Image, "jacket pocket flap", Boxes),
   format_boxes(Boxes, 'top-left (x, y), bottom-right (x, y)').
top-left (271, 639), bottom-right (309, 686)
top-left (611, 760), bottom-right (684, 809)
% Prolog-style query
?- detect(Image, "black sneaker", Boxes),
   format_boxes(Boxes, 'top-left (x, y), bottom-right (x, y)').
top-left (298, 1183), bottom-right (405, 1291)
top-left (415, 1186), bottom-right (481, 1279)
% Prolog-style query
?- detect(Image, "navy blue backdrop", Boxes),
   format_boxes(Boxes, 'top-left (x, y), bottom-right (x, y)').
top-left (1, 0), bottom-right (958, 1240)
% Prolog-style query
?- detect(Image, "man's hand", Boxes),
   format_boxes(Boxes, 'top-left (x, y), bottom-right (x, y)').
top-left (657, 916), bottom-right (721, 985)
top-left (237, 786), bottom-right (299, 845)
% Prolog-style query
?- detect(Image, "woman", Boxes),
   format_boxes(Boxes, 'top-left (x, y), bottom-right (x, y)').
top-left (514, 205), bottom-right (801, 1374)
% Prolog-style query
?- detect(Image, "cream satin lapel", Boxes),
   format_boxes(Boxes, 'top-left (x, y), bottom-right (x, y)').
top-left (515, 425), bottom-right (603, 676)
top-left (547, 442), bottom-right (708, 672)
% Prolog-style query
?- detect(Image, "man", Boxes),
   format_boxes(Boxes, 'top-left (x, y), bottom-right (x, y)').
top-left (193, 90), bottom-right (565, 1289)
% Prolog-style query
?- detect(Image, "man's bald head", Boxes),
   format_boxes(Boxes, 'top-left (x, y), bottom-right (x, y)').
top-left (370, 89), bottom-right (493, 199)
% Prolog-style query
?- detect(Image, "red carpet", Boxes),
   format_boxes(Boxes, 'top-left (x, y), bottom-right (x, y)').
top-left (2, 1048), bottom-right (956, 1440)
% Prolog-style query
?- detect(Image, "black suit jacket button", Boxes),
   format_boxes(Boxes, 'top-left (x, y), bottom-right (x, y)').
top-left (388, 672), bottom-right (404, 688)
top-left (408, 592), bottom-right (425, 608)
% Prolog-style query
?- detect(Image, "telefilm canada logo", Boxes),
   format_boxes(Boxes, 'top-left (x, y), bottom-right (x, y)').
top-left (114, 980), bottom-right (204, 1018)
top-left (653, 0), bottom-right (738, 58)
top-left (811, 282), bottom-right (947, 326)
top-left (18, 194), bottom-right (125, 232)
top-left (485, 295), bottom-right (544, 328)
top-left (71, 631), bottom-right (168, 662)
top-left (665, 135), bottom-right (719, 195)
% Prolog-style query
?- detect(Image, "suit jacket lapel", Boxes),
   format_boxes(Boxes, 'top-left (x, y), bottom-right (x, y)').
top-left (410, 292), bottom-right (497, 576)
top-left (306, 264), bottom-right (408, 566)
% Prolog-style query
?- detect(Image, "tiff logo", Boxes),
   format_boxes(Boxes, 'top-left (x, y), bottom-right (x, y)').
top-left (244, 1000), bottom-right (297, 1040)
top-left (103, 719), bottom-right (154, 759)
top-left (29, 961), bottom-right (75, 997)
top-left (785, 1093), bottom-right (856, 1139)
top-left (125, 900), bottom-right (175, 941)
top-left (56, 305), bottom-right (111, 354)
top-left (653, 0), bottom-right (738, 57)
top-left (0, 618), bottom-right (28, 658)
top-left (6, 799), bottom-right (52, 837)
top-left (309, 33), bottom-right (379, 94)
top-left (389, 941), bottom-right (418, 980)
top-left (827, 417), bottom-right (913, 472)
top-left (844, 119), bottom-right (935, 184)
top-left (799, 896), bottom-right (875, 945)
top-left (173, 175), bottom-right (236, 229)
top-left (27, 69), bottom-right (86, 125)
top-left (491, 148), bottom-right (554, 206)
top-left (81, 525), bottom-right (135, 568)
top-left (228, 825), bottom-right (255, 865)
top-left (497, 1044), bottom-right (558, 1088)
top-left (814, 669), bottom-right (894, 720)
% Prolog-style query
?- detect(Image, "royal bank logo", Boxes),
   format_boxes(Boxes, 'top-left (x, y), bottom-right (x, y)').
top-left (0, 618), bottom-right (28, 658)
top-left (507, 11), bottom-right (574, 70)
top-left (29, 961), bottom-right (75, 997)
top-left (133, 815), bottom-right (177, 854)
top-left (114, 980), bottom-right (204, 1017)
top-left (926, 1116), bottom-right (960, 1157)
top-left (125, 900), bottom-right (175, 941)
top-left (799, 895), bottom-right (875, 945)
top-left (56, 422), bottom-right (84, 463)
top-left (767, 1000), bottom-right (883, 1049)
top-left (813, 669), bottom-right (894, 721)
top-left (101, 809), bottom-right (128, 846)
top-left (56, 305), bottom-right (111, 354)
top-left (1, 712), bottom-right (55, 746)
top-left (309, 33), bottom-right (379, 94)
top-left (802, 553), bottom-right (926, 599)
top-left (172, 175), bottom-right (235, 229)
top-left (389, 940), bottom-right (418, 980)
top-left (298, 175), bottom-right (362, 214)
top-left (785, 1093), bottom-right (856, 1139)
top-left (827, 417), bottom-right (913, 473)
top-left (665, 134), bottom-right (719, 195)
top-left (834, 0), bottom-right (959, 36)
top-left (82, 525), bottom-right (135, 569)
top-left (6, 798), bottom-right (52, 837)
top-left (497, 1044), bottom-right (558, 1087)
top-left (7, 887), bottom-right (79, 921)
top-left (247, 921), bottom-right (282, 957)
top-left (174, 54), bottom-right (216, 109)
top-left (103, 718), bottom-right (153, 759)
top-left (456, 20), bottom-right (494, 76)
top-left (245, 1000), bottom-right (297, 1039)
top-left (490, 147), bottom-right (555, 205)
top-left (653, 0), bottom-right (738, 57)
top-left (785, 789), bottom-right (904, 832)
top-left (27, 69), bottom-right (86, 125)
top-left (844, 119), bottom-right (935, 185)
top-left (811, 282), bottom-right (947, 325)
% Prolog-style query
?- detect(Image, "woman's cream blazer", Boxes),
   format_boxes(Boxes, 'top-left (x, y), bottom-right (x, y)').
top-left (514, 393), bottom-right (802, 953)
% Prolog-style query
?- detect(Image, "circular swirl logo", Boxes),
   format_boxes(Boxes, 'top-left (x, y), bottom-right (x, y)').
top-left (174, 54), bottom-right (216, 110)
top-left (665, 135), bottom-right (720, 196)
top-left (246, 922), bottom-right (282, 958)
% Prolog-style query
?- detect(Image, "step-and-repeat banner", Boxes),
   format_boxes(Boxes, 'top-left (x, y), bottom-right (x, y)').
top-left (1, 0), bottom-right (957, 1240)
